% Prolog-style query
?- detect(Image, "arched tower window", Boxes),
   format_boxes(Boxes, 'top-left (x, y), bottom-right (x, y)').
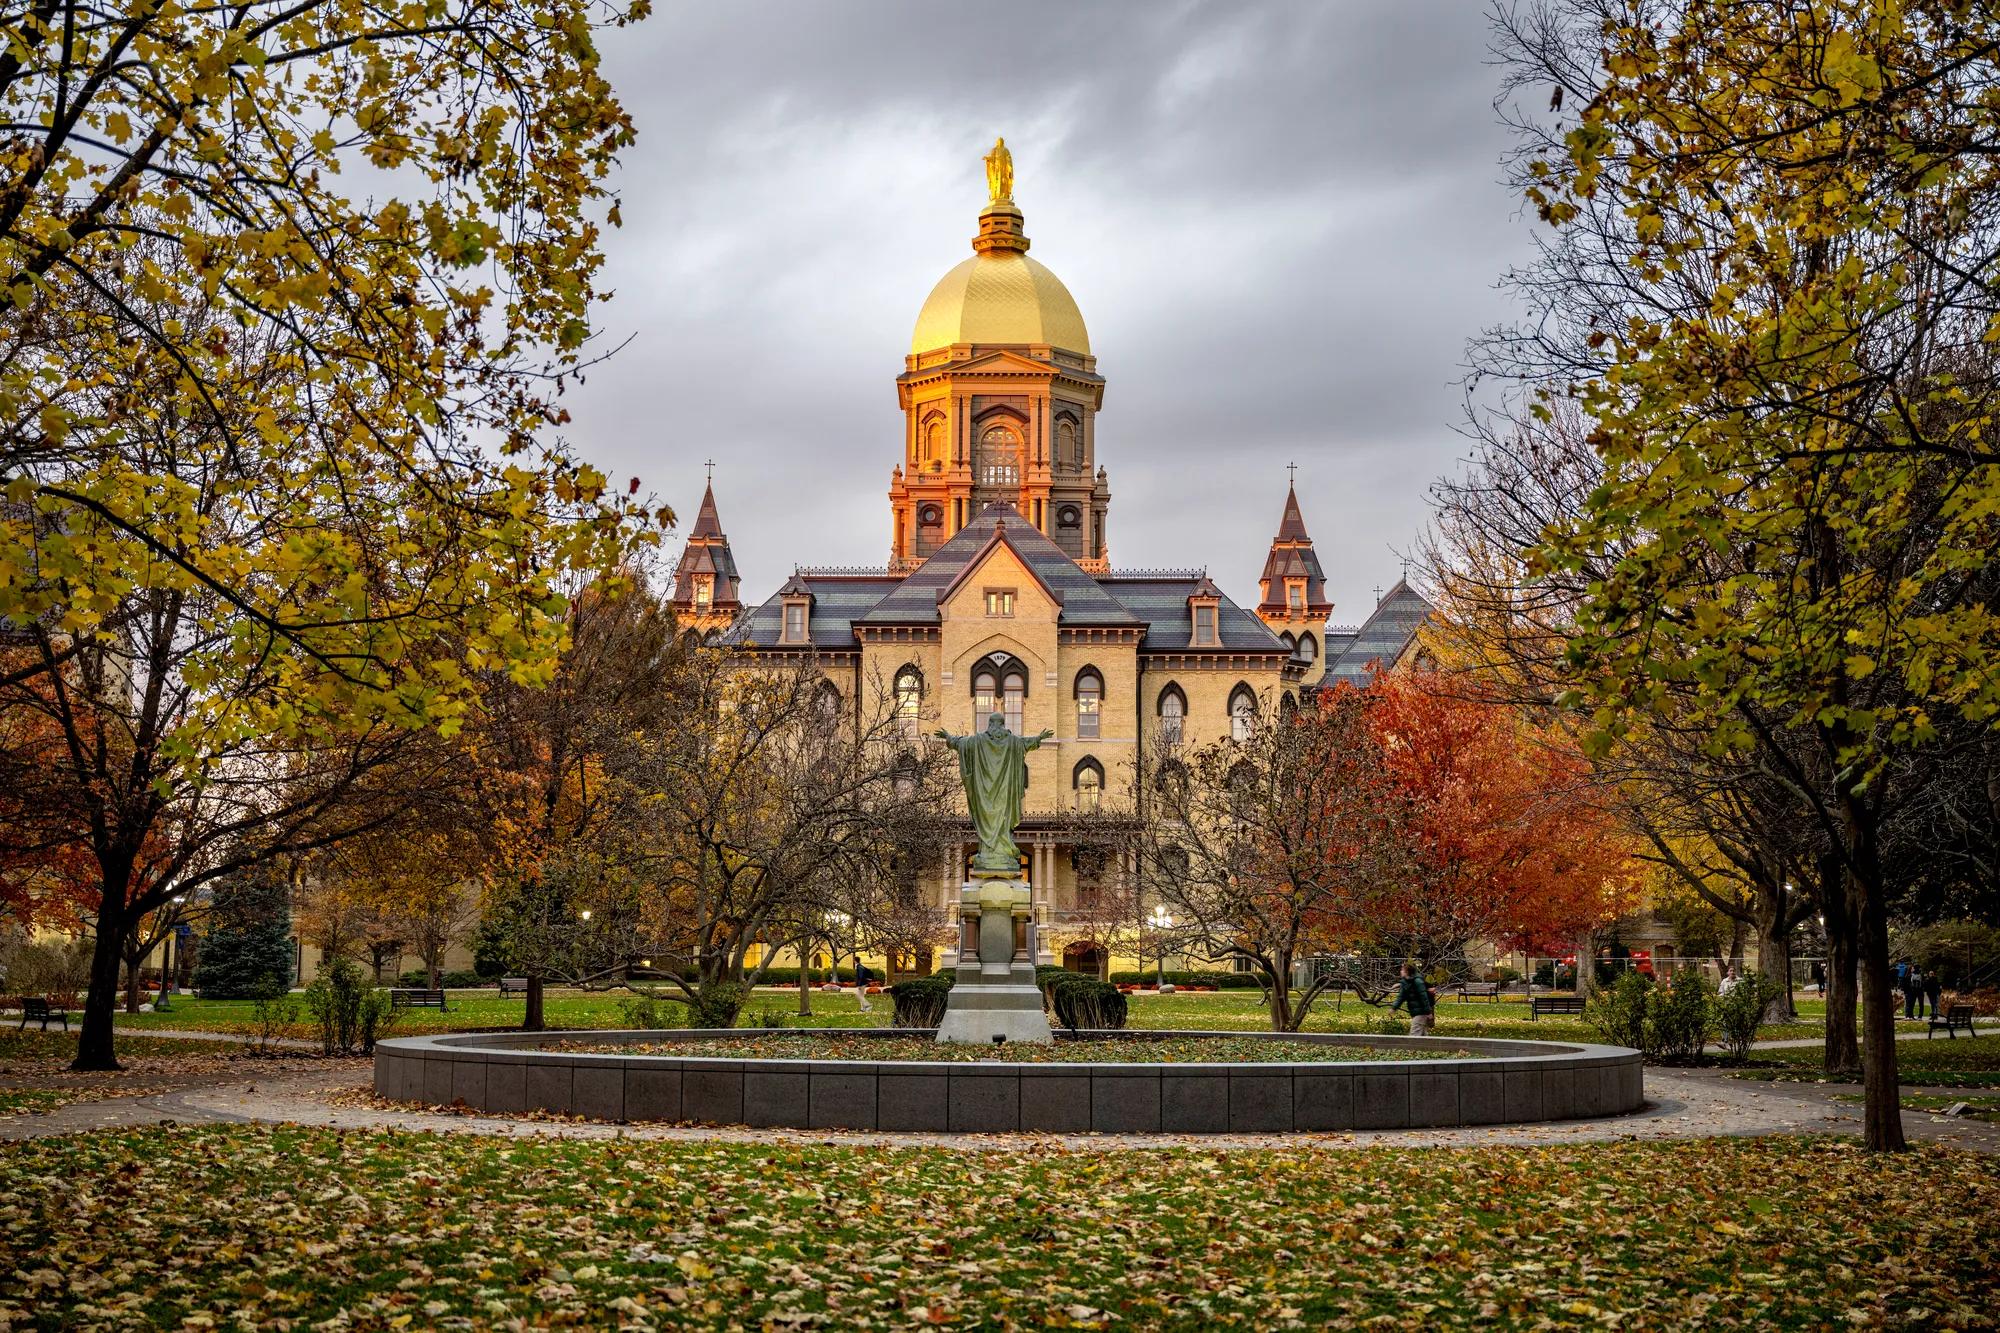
top-left (1073, 758), bottom-right (1105, 813)
top-left (816, 680), bottom-right (843, 722)
top-left (921, 417), bottom-right (946, 470)
top-left (1229, 684), bottom-right (1258, 741)
top-left (978, 424), bottom-right (1022, 488)
top-left (1056, 419), bottom-right (1079, 471)
top-left (894, 665), bottom-right (923, 738)
top-left (1157, 684), bottom-right (1186, 745)
top-left (1074, 667), bottom-right (1102, 739)
top-left (1279, 630), bottom-right (1295, 651)
top-left (1297, 632), bottom-right (1318, 665)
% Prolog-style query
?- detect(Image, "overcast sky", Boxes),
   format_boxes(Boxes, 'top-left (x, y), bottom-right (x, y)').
top-left (572, 1), bottom-right (1538, 626)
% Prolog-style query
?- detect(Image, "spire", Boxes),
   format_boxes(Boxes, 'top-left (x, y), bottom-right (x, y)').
top-left (690, 482), bottom-right (724, 539)
top-left (1256, 479), bottom-right (1331, 619)
top-left (671, 472), bottom-right (741, 626)
top-left (1276, 483), bottom-right (1310, 542)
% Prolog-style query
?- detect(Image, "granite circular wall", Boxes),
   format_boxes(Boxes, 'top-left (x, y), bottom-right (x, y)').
top-left (373, 1029), bottom-right (1644, 1134)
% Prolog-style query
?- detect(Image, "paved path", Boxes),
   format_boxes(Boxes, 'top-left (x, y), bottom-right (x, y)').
top-left (0, 1063), bottom-right (1977, 1154)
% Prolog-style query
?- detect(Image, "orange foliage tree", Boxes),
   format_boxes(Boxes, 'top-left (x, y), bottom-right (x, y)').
top-left (1363, 672), bottom-right (1645, 970)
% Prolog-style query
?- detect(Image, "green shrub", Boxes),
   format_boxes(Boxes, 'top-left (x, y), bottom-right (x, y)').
top-left (1648, 972), bottom-right (1715, 1062)
top-left (619, 996), bottom-right (673, 1029)
top-left (889, 976), bottom-right (953, 1029)
top-left (1046, 975), bottom-right (1128, 1032)
top-left (749, 966), bottom-right (867, 987)
top-left (302, 959), bottom-right (395, 1055)
top-left (1105, 969), bottom-right (1259, 990)
top-left (686, 980), bottom-right (749, 1029)
top-left (1715, 973), bottom-right (1779, 1062)
top-left (1587, 971), bottom-right (1652, 1052)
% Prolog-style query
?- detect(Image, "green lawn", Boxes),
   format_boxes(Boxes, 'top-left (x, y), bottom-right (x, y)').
top-left (1736, 1034), bottom-right (2000, 1088)
top-left (1835, 1092), bottom-right (2000, 1124)
top-left (110, 986), bottom-right (1828, 1047)
top-left (0, 1128), bottom-right (1992, 1330)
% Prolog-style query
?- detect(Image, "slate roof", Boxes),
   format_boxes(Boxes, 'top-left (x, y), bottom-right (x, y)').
top-left (859, 506), bottom-right (1141, 628)
top-left (731, 502), bottom-right (1289, 658)
top-left (1323, 580), bottom-right (1432, 684)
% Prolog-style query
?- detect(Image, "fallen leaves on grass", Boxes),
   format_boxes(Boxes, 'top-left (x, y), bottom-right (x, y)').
top-left (545, 1035), bottom-right (1475, 1063)
top-left (1, 1129), bottom-right (1995, 1330)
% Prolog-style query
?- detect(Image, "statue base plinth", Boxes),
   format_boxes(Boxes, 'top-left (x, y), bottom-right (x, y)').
top-left (935, 879), bottom-right (1052, 1045)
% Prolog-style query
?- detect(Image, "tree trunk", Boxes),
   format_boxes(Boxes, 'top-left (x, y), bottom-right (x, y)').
top-left (1573, 929), bottom-right (1596, 1000)
top-left (74, 916), bottom-right (127, 1071)
top-left (425, 949), bottom-right (441, 990)
top-left (1753, 898), bottom-right (1796, 1023)
top-left (1852, 860), bottom-right (1906, 1151)
top-left (523, 971), bottom-right (546, 1032)
top-left (1823, 900), bottom-right (1861, 1074)
top-left (797, 947), bottom-right (813, 1016)
top-left (122, 948), bottom-right (145, 1014)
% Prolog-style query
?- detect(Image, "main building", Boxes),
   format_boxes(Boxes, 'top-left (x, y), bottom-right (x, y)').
top-left (671, 145), bottom-right (1430, 973)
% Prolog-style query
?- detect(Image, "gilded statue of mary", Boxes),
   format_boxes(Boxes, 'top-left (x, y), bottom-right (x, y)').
top-left (984, 137), bottom-right (1014, 205)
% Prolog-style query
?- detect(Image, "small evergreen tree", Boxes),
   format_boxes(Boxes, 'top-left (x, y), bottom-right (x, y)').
top-left (192, 869), bottom-right (294, 999)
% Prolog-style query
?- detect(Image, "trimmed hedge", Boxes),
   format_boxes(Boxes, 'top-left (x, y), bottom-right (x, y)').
top-left (889, 976), bottom-right (953, 1029)
top-left (1107, 969), bottom-right (1262, 990)
top-left (1046, 974), bottom-right (1128, 1032)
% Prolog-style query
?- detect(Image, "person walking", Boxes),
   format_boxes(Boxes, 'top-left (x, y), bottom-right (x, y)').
top-left (1924, 970), bottom-right (1944, 1020)
top-left (1719, 963), bottom-right (1742, 998)
top-left (1810, 960), bottom-right (1825, 995)
top-left (1389, 962), bottom-right (1436, 1037)
top-left (1904, 966), bottom-right (1923, 1020)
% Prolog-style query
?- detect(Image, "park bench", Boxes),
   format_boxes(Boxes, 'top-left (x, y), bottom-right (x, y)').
top-left (1530, 995), bottom-right (1586, 1021)
top-left (497, 977), bottom-right (530, 998)
top-left (1455, 982), bottom-right (1502, 1002)
top-left (389, 988), bottom-right (448, 1011)
top-left (15, 997), bottom-right (68, 1031)
top-left (1928, 1004), bottom-right (1978, 1040)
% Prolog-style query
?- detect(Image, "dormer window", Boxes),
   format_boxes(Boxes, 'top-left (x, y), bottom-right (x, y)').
top-left (1192, 604), bottom-right (1218, 646)
top-left (694, 575), bottom-right (714, 609)
top-left (783, 603), bottom-right (807, 641)
top-left (1287, 582), bottom-right (1304, 613)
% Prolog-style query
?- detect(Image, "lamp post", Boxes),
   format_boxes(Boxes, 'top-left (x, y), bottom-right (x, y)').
top-left (158, 894), bottom-right (187, 1011)
top-left (1149, 905), bottom-right (1175, 993)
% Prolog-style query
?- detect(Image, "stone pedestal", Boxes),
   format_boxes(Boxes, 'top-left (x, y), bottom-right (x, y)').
top-left (934, 879), bottom-right (1053, 1044)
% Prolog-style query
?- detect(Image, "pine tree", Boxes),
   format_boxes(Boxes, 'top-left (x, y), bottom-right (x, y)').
top-left (192, 870), bottom-right (295, 1000)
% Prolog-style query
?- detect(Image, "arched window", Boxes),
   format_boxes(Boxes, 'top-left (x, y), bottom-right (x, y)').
top-left (1279, 631), bottom-right (1296, 651)
top-left (894, 665), bottom-right (923, 738)
top-left (1002, 667), bottom-right (1025, 734)
top-left (1056, 419), bottom-right (1079, 470)
top-left (1073, 758), bottom-right (1104, 813)
top-left (816, 680), bottom-right (842, 722)
top-left (979, 424), bottom-right (1021, 487)
top-left (1297, 632), bottom-right (1318, 665)
top-left (1074, 667), bottom-right (1102, 739)
top-left (972, 669), bottom-right (998, 729)
top-left (1229, 684), bottom-right (1258, 741)
top-left (1157, 684), bottom-right (1186, 745)
top-left (922, 417), bottom-right (946, 468)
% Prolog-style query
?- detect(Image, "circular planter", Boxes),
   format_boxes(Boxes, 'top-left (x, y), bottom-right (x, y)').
top-left (373, 1028), bottom-right (1643, 1134)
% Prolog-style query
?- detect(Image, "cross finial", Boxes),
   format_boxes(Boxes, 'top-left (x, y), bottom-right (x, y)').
top-left (704, 459), bottom-right (715, 485)
top-left (1373, 584), bottom-right (1384, 602)
top-left (1287, 461), bottom-right (1298, 486)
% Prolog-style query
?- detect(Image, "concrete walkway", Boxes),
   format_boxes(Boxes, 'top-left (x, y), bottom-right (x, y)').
top-left (1, 1062), bottom-right (1986, 1154)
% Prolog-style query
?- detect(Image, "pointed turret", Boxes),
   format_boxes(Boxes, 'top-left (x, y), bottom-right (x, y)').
top-left (1255, 480), bottom-right (1335, 683)
top-left (671, 475), bottom-right (743, 638)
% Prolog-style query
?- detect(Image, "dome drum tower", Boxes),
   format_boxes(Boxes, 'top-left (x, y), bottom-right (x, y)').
top-left (890, 141), bottom-right (1111, 573)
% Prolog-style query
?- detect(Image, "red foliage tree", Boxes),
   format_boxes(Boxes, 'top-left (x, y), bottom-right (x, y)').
top-left (1362, 672), bottom-right (1644, 966)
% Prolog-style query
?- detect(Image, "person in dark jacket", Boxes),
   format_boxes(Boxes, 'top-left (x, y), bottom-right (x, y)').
top-left (1389, 962), bottom-right (1436, 1037)
top-left (1924, 971), bottom-right (1944, 1020)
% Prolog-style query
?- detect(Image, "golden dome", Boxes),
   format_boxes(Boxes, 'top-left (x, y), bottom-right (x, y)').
top-left (910, 198), bottom-right (1090, 355)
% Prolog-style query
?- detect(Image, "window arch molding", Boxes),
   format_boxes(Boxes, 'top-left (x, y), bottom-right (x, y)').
top-left (893, 664), bottom-right (925, 736)
top-left (1228, 683), bottom-right (1259, 741)
top-left (1296, 631), bottom-right (1318, 664)
top-left (971, 652), bottom-right (1030, 733)
top-left (1072, 757), bottom-right (1105, 812)
top-left (1072, 666), bottom-right (1103, 740)
top-left (1156, 683), bottom-right (1187, 745)
top-left (968, 653), bottom-right (1031, 697)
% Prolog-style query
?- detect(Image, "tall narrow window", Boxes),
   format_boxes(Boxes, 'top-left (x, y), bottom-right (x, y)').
top-left (1229, 686), bottom-right (1257, 742)
top-left (973, 670), bottom-right (998, 729)
top-left (783, 603), bottom-right (806, 642)
top-left (1074, 669), bottom-right (1101, 739)
top-left (1074, 760), bottom-right (1104, 813)
top-left (693, 574), bottom-right (713, 608)
top-left (984, 589), bottom-right (1015, 617)
top-left (1002, 670), bottom-right (1025, 734)
top-left (894, 666), bottom-right (923, 738)
top-left (1297, 632), bottom-right (1318, 665)
top-left (1193, 604), bottom-right (1218, 645)
top-left (1158, 686), bottom-right (1185, 745)
top-left (1287, 583), bottom-right (1304, 613)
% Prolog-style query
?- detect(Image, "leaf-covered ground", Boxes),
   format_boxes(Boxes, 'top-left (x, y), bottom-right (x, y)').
top-left (549, 1035), bottom-right (1475, 1063)
top-left (1, 1129), bottom-right (1994, 1331)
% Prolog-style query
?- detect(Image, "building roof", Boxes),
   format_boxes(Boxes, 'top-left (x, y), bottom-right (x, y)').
top-left (689, 483), bottom-right (726, 539)
top-left (732, 503), bottom-right (1289, 658)
top-left (910, 193), bottom-right (1089, 355)
top-left (1255, 483), bottom-right (1332, 615)
top-left (670, 480), bottom-right (741, 610)
top-left (1323, 580), bottom-right (1432, 684)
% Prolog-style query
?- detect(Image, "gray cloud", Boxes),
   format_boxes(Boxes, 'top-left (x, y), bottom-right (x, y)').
top-left (572, 0), bottom-right (1536, 624)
